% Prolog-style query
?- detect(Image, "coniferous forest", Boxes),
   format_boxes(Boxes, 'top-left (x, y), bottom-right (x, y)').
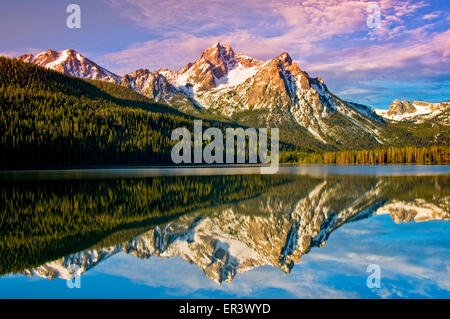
top-left (280, 146), bottom-right (449, 165)
top-left (0, 57), bottom-right (448, 169)
top-left (0, 57), bottom-right (194, 169)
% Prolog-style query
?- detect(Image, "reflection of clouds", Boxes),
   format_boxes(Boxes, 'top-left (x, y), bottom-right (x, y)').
top-left (337, 228), bottom-right (374, 236)
top-left (229, 267), bottom-right (354, 298)
top-left (301, 215), bottom-right (450, 297)
top-left (95, 254), bottom-right (353, 298)
top-left (93, 215), bottom-right (449, 298)
top-left (101, 255), bottom-right (219, 294)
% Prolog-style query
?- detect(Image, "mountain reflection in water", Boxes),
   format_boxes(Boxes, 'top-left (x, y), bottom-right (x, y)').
top-left (0, 173), bottom-right (448, 285)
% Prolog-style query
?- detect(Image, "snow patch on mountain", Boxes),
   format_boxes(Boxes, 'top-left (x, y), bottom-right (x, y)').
top-left (19, 49), bottom-right (121, 83)
top-left (215, 64), bottom-right (260, 89)
top-left (375, 101), bottom-right (449, 122)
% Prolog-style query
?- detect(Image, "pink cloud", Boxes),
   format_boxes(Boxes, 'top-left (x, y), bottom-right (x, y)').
top-left (306, 29), bottom-right (450, 79)
top-left (97, 0), bottom-right (447, 91)
top-left (105, 0), bottom-right (279, 34)
top-left (422, 12), bottom-right (441, 20)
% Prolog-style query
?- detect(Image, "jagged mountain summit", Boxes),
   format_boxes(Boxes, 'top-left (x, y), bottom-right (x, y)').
top-left (158, 43), bottom-right (386, 147)
top-left (159, 42), bottom-right (264, 94)
top-left (120, 68), bottom-right (193, 108)
top-left (18, 49), bottom-right (121, 83)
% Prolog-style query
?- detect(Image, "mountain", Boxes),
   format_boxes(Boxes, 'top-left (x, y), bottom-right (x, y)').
top-left (376, 199), bottom-right (449, 223)
top-left (18, 49), bottom-right (121, 83)
top-left (0, 57), bottom-right (195, 169)
top-left (120, 68), bottom-right (195, 113)
top-left (18, 45), bottom-right (387, 149)
top-left (158, 43), bottom-right (387, 149)
top-left (376, 100), bottom-right (450, 124)
top-left (159, 42), bottom-right (264, 95)
top-left (121, 68), bottom-right (177, 101)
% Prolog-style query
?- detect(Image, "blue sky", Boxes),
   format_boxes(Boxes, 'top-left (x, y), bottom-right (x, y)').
top-left (1, 0), bottom-right (449, 108)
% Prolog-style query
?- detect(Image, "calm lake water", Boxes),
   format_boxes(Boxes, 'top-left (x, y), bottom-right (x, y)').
top-left (0, 166), bottom-right (449, 298)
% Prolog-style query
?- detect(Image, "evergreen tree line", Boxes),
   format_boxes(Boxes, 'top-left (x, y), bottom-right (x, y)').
top-left (280, 146), bottom-right (450, 164)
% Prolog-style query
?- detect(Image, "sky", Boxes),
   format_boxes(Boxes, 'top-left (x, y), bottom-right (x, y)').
top-left (0, 0), bottom-right (449, 108)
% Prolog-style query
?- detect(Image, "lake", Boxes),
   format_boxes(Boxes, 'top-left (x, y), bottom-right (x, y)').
top-left (0, 166), bottom-right (449, 298)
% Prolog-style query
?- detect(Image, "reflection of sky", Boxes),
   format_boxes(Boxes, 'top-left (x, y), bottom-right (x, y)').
top-left (1, 215), bottom-right (449, 299)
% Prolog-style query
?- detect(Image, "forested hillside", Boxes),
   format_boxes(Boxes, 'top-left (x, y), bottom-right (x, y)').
top-left (0, 57), bottom-right (448, 169)
top-left (0, 57), bottom-right (196, 169)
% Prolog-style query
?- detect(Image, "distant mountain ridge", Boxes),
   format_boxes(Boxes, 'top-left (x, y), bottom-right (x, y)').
top-left (375, 100), bottom-right (450, 124)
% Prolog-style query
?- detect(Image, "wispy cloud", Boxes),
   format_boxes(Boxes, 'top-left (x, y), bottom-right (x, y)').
top-left (423, 11), bottom-right (441, 20)
top-left (0, 47), bottom-right (43, 58)
top-left (308, 30), bottom-right (450, 75)
top-left (104, 0), bottom-right (282, 35)
top-left (91, 0), bottom-right (450, 105)
top-left (99, 0), bottom-right (444, 75)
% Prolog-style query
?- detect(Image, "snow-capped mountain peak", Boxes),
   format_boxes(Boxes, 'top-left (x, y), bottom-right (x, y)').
top-left (160, 43), bottom-right (265, 94)
top-left (18, 49), bottom-right (120, 83)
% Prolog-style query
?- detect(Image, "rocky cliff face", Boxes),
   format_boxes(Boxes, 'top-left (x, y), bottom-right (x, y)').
top-left (387, 100), bottom-right (417, 116)
top-left (376, 199), bottom-right (449, 223)
top-left (120, 68), bottom-right (193, 108)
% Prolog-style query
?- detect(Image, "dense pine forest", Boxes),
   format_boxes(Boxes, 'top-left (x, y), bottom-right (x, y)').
top-left (0, 57), bottom-right (448, 169)
top-left (281, 146), bottom-right (450, 165)
top-left (0, 57), bottom-right (200, 169)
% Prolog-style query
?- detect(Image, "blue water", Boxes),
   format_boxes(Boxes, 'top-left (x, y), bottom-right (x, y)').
top-left (1, 214), bottom-right (448, 299)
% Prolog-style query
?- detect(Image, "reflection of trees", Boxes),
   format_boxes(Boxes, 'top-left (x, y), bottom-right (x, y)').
top-left (0, 175), bottom-right (292, 274)
top-left (0, 175), bottom-right (448, 278)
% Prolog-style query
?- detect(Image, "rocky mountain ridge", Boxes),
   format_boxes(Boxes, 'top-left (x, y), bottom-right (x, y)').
top-left (17, 45), bottom-right (449, 148)
top-left (18, 49), bottom-right (121, 83)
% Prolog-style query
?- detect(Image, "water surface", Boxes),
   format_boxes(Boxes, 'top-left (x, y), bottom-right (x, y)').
top-left (0, 166), bottom-right (449, 298)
